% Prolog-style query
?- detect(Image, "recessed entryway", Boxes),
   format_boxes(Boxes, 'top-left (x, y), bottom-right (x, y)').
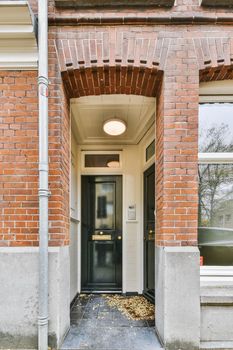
top-left (69, 93), bottom-right (158, 349)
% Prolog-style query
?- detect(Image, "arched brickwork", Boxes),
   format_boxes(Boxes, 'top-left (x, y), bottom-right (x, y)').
top-left (194, 36), bottom-right (233, 82)
top-left (200, 65), bottom-right (233, 82)
top-left (61, 66), bottom-right (163, 98)
top-left (56, 31), bottom-right (169, 98)
top-left (56, 31), bottom-right (233, 96)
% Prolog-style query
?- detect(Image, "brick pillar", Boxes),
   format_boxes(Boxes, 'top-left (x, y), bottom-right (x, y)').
top-left (155, 37), bottom-right (200, 350)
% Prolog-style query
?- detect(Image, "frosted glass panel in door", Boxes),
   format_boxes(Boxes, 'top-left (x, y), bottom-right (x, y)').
top-left (95, 182), bottom-right (115, 230)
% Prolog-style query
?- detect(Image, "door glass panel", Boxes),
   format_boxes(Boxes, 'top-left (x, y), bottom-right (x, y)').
top-left (90, 242), bottom-right (115, 283)
top-left (95, 182), bottom-right (115, 230)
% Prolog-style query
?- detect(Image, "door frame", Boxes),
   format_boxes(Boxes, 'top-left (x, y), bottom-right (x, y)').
top-left (81, 174), bottom-right (123, 292)
top-left (143, 163), bottom-right (155, 303)
top-left (76, 148), bottom-right (124, 293)
top-left (75, 145), bottom-right (155, 295)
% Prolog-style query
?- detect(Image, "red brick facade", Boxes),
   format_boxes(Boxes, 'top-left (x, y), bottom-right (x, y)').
top-left (0, 71), bottom-right (70, 247)
top-left (0, 71), bottom-right (39, 246)
top-left (1, 0), bottom-right (233, 247)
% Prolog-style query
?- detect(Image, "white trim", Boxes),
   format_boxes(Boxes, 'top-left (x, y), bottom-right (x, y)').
top-left (198, 153), bottom-right (233, 164)
top-left (0, 1), bottom-right (38, 71)
top-left (199, 95), bottom-right (233, 103)
top-left (199, 80), bottom-right (233, 102)
top-left (0, 1), bottom-right (29, 5)
top-left (0, 61), bottom-right (38, 70)
top-left (200, 266), bottom-right (233, 277)
top-left (80, 150), bottom-right (123, 174)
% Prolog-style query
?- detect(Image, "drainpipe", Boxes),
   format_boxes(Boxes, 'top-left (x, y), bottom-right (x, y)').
top-left (38, 0), bottom-right (49, 349)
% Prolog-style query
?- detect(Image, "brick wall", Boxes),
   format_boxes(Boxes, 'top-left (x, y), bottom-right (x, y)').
top-left (0, 71), bottom-right (39, 246)
top-left (2, 0), bottom-right (233, 248)
top-left (156, 39), bottom-right (199, 246)
top-left (0, 65), bottom-right (70, 247)
top-left (48, 29), bottom-right (70, 246)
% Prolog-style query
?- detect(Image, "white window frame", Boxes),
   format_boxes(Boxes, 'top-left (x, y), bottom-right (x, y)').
top-left (198, 100), bottom-right (233, 278)
top-left (81, 150), bottom-right (123, 174)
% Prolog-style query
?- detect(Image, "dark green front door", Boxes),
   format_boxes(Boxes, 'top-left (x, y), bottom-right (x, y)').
top-left (81, 175), bottom-right (122, 292)
top-left (143, 164), bottom-right (155, 303)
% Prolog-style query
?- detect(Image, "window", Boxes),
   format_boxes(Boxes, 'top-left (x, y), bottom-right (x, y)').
top-left (85, 154), bottom-right (120, 168)
top-left (146, 140), bottom-right (155, 162)
top-left (198, 103), bottom-right (233, 266)
top-left (81, 151), bottom-right (122, 172)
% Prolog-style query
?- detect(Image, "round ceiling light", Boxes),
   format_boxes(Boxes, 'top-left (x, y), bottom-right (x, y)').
top-left (103, 118), bottom-right (127, 136)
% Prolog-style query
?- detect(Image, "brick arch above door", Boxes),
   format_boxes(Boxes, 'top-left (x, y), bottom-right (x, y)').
top-left (61, 66), bottom-right (163, 98)
top-left (55, 31), bottom-right (169, 98)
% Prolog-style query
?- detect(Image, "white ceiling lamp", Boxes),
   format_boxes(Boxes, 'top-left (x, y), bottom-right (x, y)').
top-left (103, 118), bottom-right (127, 136)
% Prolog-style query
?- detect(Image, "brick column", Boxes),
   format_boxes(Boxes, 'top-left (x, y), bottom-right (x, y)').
top-left (155, 37), bottom-right (200, 350)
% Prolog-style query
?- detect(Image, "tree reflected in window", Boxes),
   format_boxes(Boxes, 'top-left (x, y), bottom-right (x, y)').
top-left (198, 103), bottom-right (233, 266)
top-left (199, 104), bottom-right (233, 153)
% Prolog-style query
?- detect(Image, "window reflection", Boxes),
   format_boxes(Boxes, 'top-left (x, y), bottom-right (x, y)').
top-left (198, 164), bottom-right (233, 265)
top-left (85, 154), bottom-right (120, 168)
top-left (95, 183), bottom-right (115, 230)
top-left (199, 104), bottom-right (233, 153)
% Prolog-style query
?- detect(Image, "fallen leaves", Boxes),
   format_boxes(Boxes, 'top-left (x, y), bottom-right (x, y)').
top-left (104, 295), bottom-right (154, 321)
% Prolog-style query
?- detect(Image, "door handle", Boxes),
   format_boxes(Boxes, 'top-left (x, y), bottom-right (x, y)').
top-left (118, 236), bottom-right (122, 240)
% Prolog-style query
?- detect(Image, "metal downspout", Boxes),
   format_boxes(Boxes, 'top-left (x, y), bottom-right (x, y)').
top-left (38, 1), bottom-right (49, 349)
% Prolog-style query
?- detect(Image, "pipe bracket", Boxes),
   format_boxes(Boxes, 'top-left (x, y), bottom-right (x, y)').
top-left (38, 316), bottom-right (49, 326)
top-left (38, 76), bottom-right (49, 86)
top-left (38, 76), bottom-right (49, 97)
top-left (39, 163), bottom-right (49, 172)
top-left (39, 188), bottom-right (51, 197)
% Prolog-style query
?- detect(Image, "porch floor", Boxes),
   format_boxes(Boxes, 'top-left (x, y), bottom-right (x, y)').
top-left (61, 294), bottom-right (163, 350)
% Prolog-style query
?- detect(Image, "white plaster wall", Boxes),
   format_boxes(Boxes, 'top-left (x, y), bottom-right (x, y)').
top-left (70, 220), bottom-right (78, 301)
top-left (122, 145), bottom-right (141, 292)
top-left (70, 132), bottom-right (79, 302)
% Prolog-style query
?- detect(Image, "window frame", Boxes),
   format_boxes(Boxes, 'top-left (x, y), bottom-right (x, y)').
top-left (81, 150), bottom-right (123, 174)
top-left (198, 100), bottom-right (233, 276)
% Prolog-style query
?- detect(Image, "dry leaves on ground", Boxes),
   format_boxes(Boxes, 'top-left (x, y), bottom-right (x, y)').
top-left (105, 295), bottom-right (154, 321)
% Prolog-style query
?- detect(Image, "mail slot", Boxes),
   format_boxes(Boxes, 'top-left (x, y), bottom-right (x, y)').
top-left (92, 234), bottom-right (112, 241)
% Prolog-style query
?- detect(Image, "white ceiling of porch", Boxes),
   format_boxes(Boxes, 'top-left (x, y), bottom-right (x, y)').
top-left (71, 95), bottom-right (156, 145)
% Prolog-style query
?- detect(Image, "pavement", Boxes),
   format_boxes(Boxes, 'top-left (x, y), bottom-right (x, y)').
top-left (61, 294), bottom-right (163, 350)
